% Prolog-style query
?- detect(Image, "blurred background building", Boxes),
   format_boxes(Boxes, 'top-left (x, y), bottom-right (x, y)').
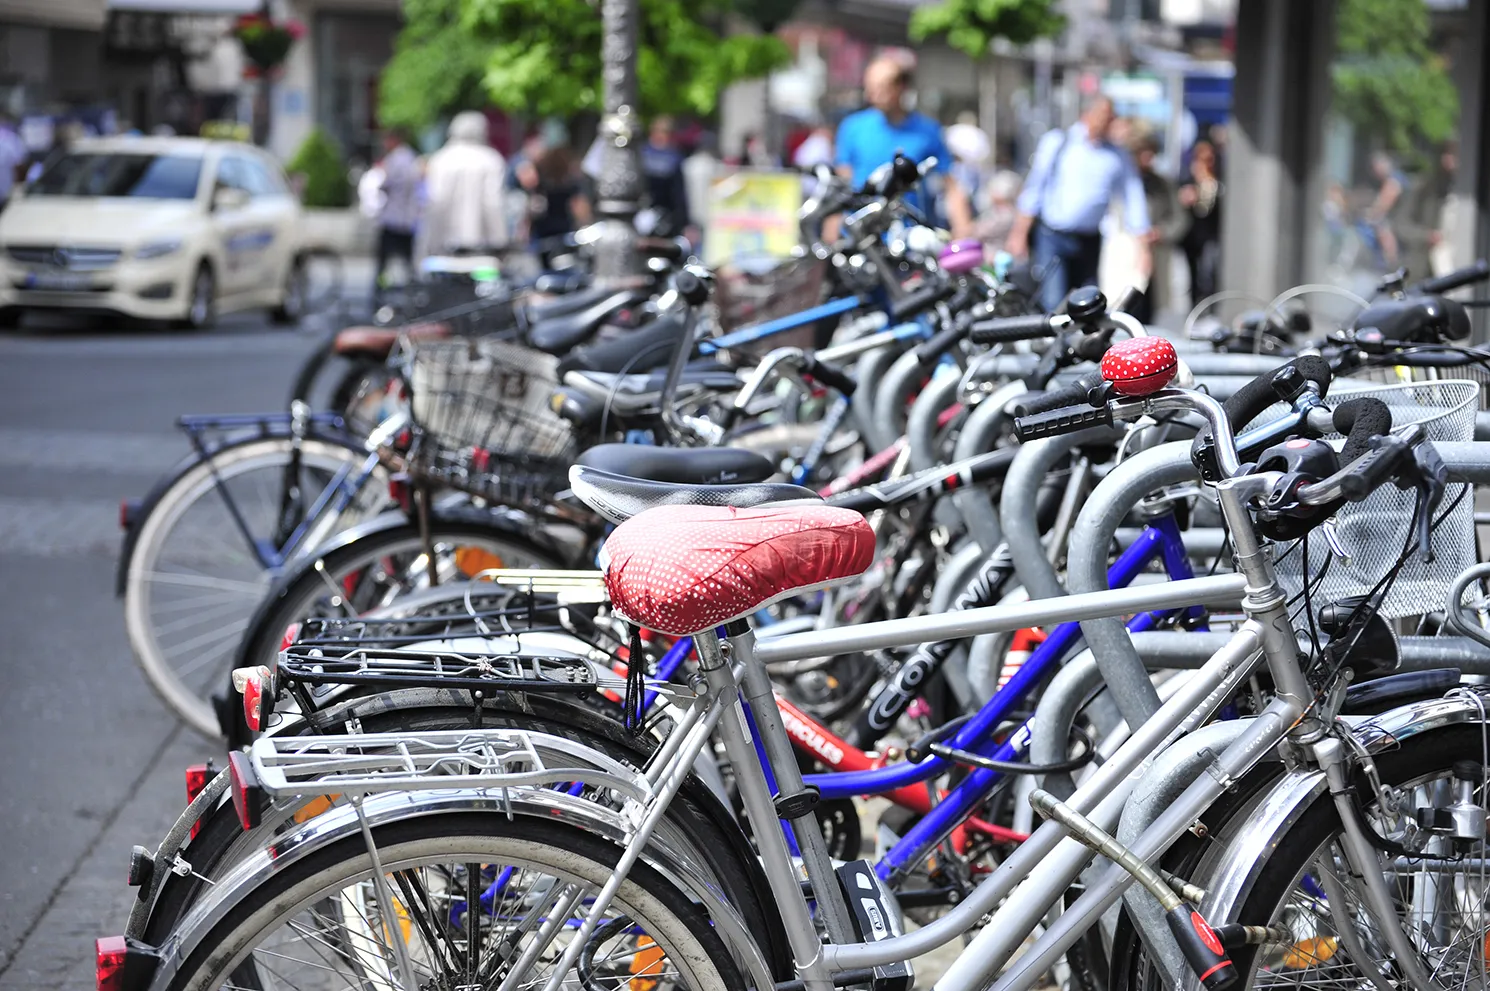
top-left (5, 0), bottom-right (1490, 313)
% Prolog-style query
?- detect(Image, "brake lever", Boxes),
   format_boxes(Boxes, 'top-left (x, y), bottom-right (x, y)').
top-left (1407, 442), bottom-right (1450, 563)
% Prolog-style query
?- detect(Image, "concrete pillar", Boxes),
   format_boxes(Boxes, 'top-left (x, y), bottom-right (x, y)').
top-left (1220, 0), bottom-right (1336, 304)
top-left (1451, 0), bottom-right (1488, 278)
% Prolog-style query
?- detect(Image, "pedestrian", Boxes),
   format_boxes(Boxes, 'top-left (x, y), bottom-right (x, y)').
top-left (370, 128), bottom-right (421, 301)
top-left (420, 111), bottom-right (508, 258)
top-left (833, 56), bottom-right (971, 237)
top-left (526, 141), bottom-right (591, 266)
top-left (973, 170), bottom-right (1022, 256)
top-left (1178, 139), bottom-right (1223, 305)
top-left (1363, 151), bottom-right (1409, 270)
top-left (1128, 130), bottom-right (1186, 324)
top-left (945, 121), bottom-right (992, 216)
top-left (682, 131), bottom-right (720, 244)
top-left (638, 116), bottom-right (691, 239)
top-left (1007, 95), bottom-right (1151, 313)
top-left (0, 114), bottom-right (26, 214)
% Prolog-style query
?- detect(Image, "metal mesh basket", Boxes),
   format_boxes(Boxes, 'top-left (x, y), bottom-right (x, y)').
top-left (1269, 379), bottom-right (1478, 619)
top-left (1347, 360), bottom-right (1490, 411)
top-left (712, 256), bottom-right (828, 348)
top-left (401, 337), bottom-right (575, 500)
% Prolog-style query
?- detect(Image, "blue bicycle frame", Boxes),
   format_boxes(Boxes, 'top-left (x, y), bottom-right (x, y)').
top-left (179, 412), bottom-right (383, 574)
top-left (792, 510), bottom-right (1202, 880)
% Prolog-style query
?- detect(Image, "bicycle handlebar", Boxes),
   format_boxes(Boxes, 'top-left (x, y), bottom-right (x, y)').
top-left (968, 313), bottom-right (1061, 345)
top-left (1011, 370), bottom-right (1104, 418)
top-left (890, 281), bottom-right (958, 322)
top-left (1408, 258), bottom-right (1489, 295)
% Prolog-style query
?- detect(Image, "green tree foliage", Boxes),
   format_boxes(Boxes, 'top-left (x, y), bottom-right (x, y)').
top-left (379, 0), bottom-right (791, 129)
top-left (285, 128), bottom-right (351, 209)
top-left (378, 0), bottom-right (492, 132)
top-left (908, 0), bottom-right (1065, 60)
top-left (1332, 0), bottom-right (1458, 159)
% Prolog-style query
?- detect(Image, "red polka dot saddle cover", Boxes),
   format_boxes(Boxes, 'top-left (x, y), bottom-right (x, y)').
top-left (599, 503), bottom-right (876, 636)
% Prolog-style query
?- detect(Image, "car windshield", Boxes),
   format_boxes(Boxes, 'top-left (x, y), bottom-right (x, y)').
top-left (29, 152), bottom-right (203, 200)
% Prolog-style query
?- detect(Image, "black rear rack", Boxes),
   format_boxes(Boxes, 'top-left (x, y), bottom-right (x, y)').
top-left (277, 644), bottom-right (599, 693)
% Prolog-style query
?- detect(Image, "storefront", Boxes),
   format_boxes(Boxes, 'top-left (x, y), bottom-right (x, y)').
top-left (1224, 0), bottom-right (1486, 321)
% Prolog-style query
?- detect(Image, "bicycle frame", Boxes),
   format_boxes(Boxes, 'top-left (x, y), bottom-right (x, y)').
top-left (180, 409), bottom-right (404, 574)
top-left (536, 391), bottom-right (1445, 991)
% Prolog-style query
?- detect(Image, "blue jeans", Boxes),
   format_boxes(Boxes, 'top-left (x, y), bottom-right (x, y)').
top-left (1032, 223), bottom-right (1103, 313)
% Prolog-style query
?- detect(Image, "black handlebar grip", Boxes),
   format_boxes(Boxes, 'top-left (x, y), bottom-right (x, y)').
top-left (967, 313), bottom-right (1057, 345)
top-left (890, 281), bottom-right (957, 322)
top-left (1165, 906), bottom-right (1238, 991)
top-left (800, 355), bottom-right (858, 397)
top-left (1013, 403), bottom-right (1114, 442)
top-left (1333, 397), bottom-right (1394, 466)
top-left (1336, 440), bottom-right (1403, 502)
top-left (1409, 258), bottom-right (1490, 295)
top-left (1220, 355), bottom-right (1334, 434)
top-left (674, 269), bottom-right (710, 306)
top-left (1010, 370), bottom-right (1104, 418)
top-left (913, 324), bottom-right (968, 367)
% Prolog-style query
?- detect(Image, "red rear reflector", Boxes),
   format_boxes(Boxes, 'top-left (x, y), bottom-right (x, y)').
top-left (96, 936), bottom-right (127, 991)
top-left (388, 475), bottom-right (411, 512)
top-left (227, 751), bottom-right (262, 831)
top-left (278, 622), bottom-right (301, 652)
top-left (185, 762), bottom-right (211, 841)
top-left (118, 501), bottom-right (130, 531)
top-left (242, 674), bottom-right (264, 732)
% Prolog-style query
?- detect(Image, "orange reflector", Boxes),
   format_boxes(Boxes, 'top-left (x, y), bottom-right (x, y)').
top-left (291, 794), bottom-right (340, 824)
top-left (1281, 936), bottom-right (1338, 969)
top-left (456, 547), bottom-right (505, 576)
top-left (630, 935), bottom-right (664, 991)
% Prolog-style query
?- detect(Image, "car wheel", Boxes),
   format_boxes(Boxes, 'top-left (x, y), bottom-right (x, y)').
top-left (178, 263), bottom-right (216, 331)
top-left (270, 255), bottom-right (306, 326)
top-left (0, 307), bottom-right (22, 329)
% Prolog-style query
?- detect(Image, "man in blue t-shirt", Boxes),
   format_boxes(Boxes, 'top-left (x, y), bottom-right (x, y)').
top-left (834, 58), bottom-right (971, 236)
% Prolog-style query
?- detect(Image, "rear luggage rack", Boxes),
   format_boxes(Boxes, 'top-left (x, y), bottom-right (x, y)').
top-left (249, 728), bottom-right (648, 801)
top-left (277, 644), bottom-right (601, 694)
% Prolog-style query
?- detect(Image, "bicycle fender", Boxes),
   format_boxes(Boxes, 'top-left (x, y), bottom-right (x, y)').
top-left (1191, 691), bottom-right (1488, 932)
top-left (114, 427), bottom-right (362, 597)
top-left (144, 789), bottom-right (778, 991)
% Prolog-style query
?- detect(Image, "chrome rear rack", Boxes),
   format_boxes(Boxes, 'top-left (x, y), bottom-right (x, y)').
top-left (249, 728), bottom-right (649, 802)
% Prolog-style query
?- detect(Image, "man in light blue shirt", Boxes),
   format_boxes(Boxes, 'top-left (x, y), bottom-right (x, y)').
top-left (835, 58), bottom-right (971, 236)
top-left (1008, 96), bottom-right (1151, 312)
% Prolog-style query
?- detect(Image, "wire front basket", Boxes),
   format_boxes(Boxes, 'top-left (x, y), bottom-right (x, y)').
top-left (1270, 379), bottom-right (1478, 620)
top-left (402, 337), bottom-right (576, 501)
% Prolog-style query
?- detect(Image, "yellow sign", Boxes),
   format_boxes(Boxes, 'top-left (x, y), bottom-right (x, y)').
top-left (704, 169), bottom-right (803, 267)
top-left (200, 120), bottom-right (252, 142)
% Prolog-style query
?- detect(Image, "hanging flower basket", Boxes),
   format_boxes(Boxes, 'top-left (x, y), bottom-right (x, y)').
top-left (231, 14), bottom-right (304, 73)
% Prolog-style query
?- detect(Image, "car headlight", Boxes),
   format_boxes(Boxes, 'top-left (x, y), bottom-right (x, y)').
top-left (134, 239), bottom-right (183, 260)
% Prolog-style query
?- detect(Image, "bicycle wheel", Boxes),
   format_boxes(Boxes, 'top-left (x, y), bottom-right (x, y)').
top-left (124, 435), bottom-right (389, 737)
top-left (230, 515), bottom-right (565, 690)
top-left (144, 697), bottom-right (791, 981)
top-left (1122, 724), bottom-right (1490, 989)
top-left (161, 813), bottom-right (746, 991)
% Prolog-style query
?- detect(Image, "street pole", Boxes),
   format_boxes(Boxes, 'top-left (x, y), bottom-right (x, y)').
top-left (592, 0), bottom-right (645, 282)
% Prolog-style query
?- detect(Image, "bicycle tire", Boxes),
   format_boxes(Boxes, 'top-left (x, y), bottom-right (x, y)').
top-left (147, 694), bottom-right (792, 981)
top-left (123, 434), bottom-right (387, 737)
top-left (1118, 724), bottom-right (1489, 990)
top-left (159, 813), bottom-right (746, 991)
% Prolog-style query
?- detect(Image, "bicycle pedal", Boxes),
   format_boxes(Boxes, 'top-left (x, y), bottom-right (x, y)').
top-left (834, 860), bottom-right (913, 991)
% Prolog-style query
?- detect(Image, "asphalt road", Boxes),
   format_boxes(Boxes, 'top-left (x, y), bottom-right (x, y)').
top-left (0, 310), bottom-right (324, 989)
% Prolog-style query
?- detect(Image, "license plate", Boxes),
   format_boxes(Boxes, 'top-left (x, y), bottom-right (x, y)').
top-left (25, 272), bottom-right (93, 291)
